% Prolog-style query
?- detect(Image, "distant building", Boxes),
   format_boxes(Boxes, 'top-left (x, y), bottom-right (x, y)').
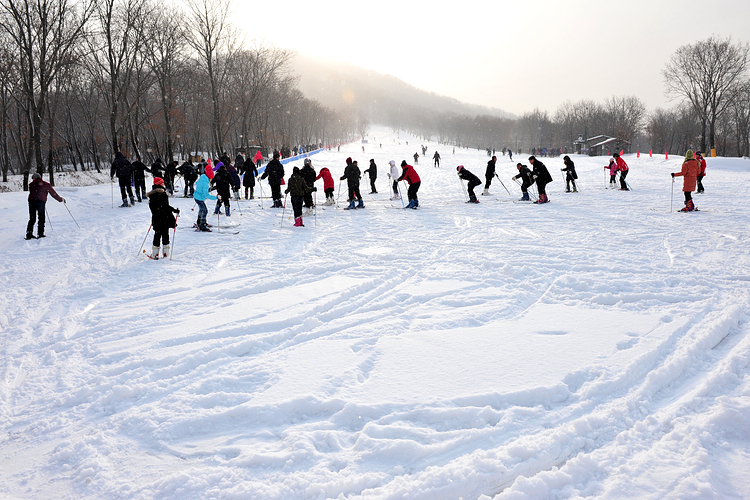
top-left (575, 135), bottom-right (632, 156)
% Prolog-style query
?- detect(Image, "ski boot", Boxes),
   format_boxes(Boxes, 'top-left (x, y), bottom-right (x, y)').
top-left (345, 200), bottom-right (356, 210)
top-left (129, 196), bottom-right (136, 206)
top-left (519, 192), bottom-right (530, 201)
top-left (225, 206), bottom-right (231, 216)
top-left (120, 199), bottom-right (129, 208)
top-left (25, 232), bottom-right (35, 240)
top-left (293, 217), bottom-right (304, 227)
top-left (356, 199), bottom-right (365, 209)
top-left (482, 188), bottom-right (490, 196)
top-left (151, 246), bottom-right (160, 260)
top-left (162, 245), bottom-right (170, 259)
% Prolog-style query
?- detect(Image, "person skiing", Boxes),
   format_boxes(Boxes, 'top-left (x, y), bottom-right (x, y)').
top-left (211, 162), bottom-right (233, 216)
top-left (110, 151), bottom-right (135, 207)
top-left (512, 162), bottom-right (534, 201)
top-left (286, 166), bottom-right (316, 226)
top-left (219, 151), bottom-right (231, 168)
top-left (234, 152), bottom-right (245, 175)
top-left (457, 165), bottom-right (482, 203)
top-left (561, 155), bottom-right (578, 193)
top-left (483, 156), bottom-right (497, 196)
top-left (341, 158), bottom-right (364, 209)
top-left (194, 164), bottom-right (217, 231)
top-left (363, 159), bottom-right (378, 194)
top-left (398, 160), bottom-right (421, 209)
top-left (131, 157), bottom-right (150, 202)
top-left (672, 149), bottom-right (701, 212)
top-left (243, 158), bottom-right (258, 199)
top-left (529, 156), bottom-right (553, 204)
top-left (145, 177), bottom-right (179, 259)
top-left (260, 151), bottom-right (285, 207)
top-left (315, 165), bottom-right (335, 205)
top-left (301, 158), bottom-right (317, 213)
top-left (604, 158), bottom-right (618, 188)
top-left (165, 160), bottom-right (178, 195)
top-left (508, 149), bottom-right (513, 161)
top-left (150, 158), bottom-right (166, 184)
top-left (388, 160), bottom-right (400, 200)
top-left (695, 150), bottom-right (706, 193)
top-left (227, 164), bottom-right (241, 201)
top-left (178, 160), bottom-right (197, 198)
top-left (613, 153), bottom-right (629, 190)
top-left (25, 173), bottom-right (65, 240)
top-left (413, 152), bottom-right (419, 164)
top-left (433, 151), bottom-right (441, 168)
top-left (253, 149), bottom-right (264, 168)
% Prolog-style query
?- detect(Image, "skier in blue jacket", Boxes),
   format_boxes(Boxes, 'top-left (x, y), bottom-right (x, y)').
top-left (194, 164), bottom-right (217, 231)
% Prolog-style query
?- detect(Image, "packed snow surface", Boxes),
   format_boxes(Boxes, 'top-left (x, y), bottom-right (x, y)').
top-left (1, 127), bottom-right (749, 499)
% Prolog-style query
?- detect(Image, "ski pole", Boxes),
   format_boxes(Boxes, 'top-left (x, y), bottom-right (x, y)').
top-left (257, 177), bottom-right (264, 209)
top-left (397, 181), bottom-right (406, 208)
top-left (170, 217), bottom-right (177, 261)
top-left (280, 192), bottom-right (288, 227)
top-left (46, 206), bottom-right (53, 231)
top-left (314, 191), bottom-right (317, 227)
top-left (63, 200), bottom-right (80, 228)
top-left (670, 177), bottom-right (674, 212)
top-left (335, 183), bottom-right (342, 208)
top-left (495, 174), bottom-right (511, 195)
top-left (138, 224), bottom-right (152, 256)
top-left (111, 179), bottom-right (114, 209)
top-left (458, 175), bottom-right (468, 202)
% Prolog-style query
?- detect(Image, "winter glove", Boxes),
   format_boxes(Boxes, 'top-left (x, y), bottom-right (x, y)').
top-left (387, 173), bottom-right (391, 179)
top-left (312, 187), bottom-right (317, 192)
top-left (671, 173), bottom-right (675, 178)
top-left (175, 208), bottom-right (180, 214)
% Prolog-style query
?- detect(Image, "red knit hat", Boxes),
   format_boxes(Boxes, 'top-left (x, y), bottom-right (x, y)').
top-left (153, 177), bottom-right (165, 186)
top-left (205, 165), bottom-right (214, 179)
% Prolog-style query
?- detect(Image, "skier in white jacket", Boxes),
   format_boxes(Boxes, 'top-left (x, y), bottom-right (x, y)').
top-left (388, 160), bottom-right (400, 199)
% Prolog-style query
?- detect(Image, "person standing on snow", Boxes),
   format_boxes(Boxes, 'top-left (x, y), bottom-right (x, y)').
top-left (178, 160), bottom-right (197, 198)
top-left (194, 165), bottom-right (217, 231)
top-left (561, 155), bottom-right (578, 193)
top-left (604, 158), bottom-right (618, 188)
top-left (341, 158), bottom-right (364, 209)
top-left (301, 158), bottom-right (317, 213)
top-left (483, 155), bottom-right (497, 196)
top-left (260, 151), bottom-right (285, 208)
top-left (388, 160), bottom-right (400, 199)
top-left (146, 177), bottom-right (179, 259)
top-left (286, 166), bottom-right (316, 226)
top-left (131, 157), bottom-right (150, 202)
top-left (227, 164), bottom-right (241, 201)
top-left (110, 151), bottom-right (135, 207)
top-left (315, 165), bottom-right (335, 205)
top-left (413, 152), bottom-right (419, 164)
top-left (433, 151), bottom-right (441, 168)
top-left (695, 151), bottom-right (707, 193)
top-left (25, 173), bottom-right (65, 240)
top-left (529, 156), bottom-right (553, 204)
top-left (672, 149), bottom-right (701, 212)
top-left (512, 162), bottom-right (534, 201)
top-left (165, 160), bottom-right (178, 195)
top-left (211, 163), bottom-right (233, 216)
top-left (243, 158), bottom-right (258, 199)
top-left (457, 165), bottom-right (482, 203)
top-left (613, 153), bottom-right (629, 190)
top-left (363, 159), bottom-right (378, 194)
top-left (508, 149), bottom-right (513, 161)
top-left (398, 160), bottom-right (421, 209)
top-left (253, 149), bottom-right (264, 168)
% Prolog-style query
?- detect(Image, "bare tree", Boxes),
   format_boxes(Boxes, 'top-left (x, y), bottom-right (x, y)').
top-left (731, 80), bottom-right (750, 157)
top-left (664, 36), bottom-right (750, 153)
top-left (603, 95), bottom-right (646, 142)
top-left (0, 0), bottom-right (93, 186)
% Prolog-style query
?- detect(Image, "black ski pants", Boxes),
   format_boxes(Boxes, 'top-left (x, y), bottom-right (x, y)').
top-left (270, 182), bottom-right (282, 202)
top-left (26, 200), bottom-right (46, 236)
top-left (407, 181), bottom-right (420, 202)
top-left (119, 177), bottom-right (134, 201)
top-left (467, 178), bottom-right (482, 201)
top-left (484, 175), bottom-right (493, 190)
top-left (134, 177), bottom-right (146, 200)
top-left (153, 224), bottom-right (171, 246)
top-left (291, 195), bottom-right (304, 218)
top-left (369, 176), bottom-right (377, 193)
top-left (348, 183), bottom-right (362, 202)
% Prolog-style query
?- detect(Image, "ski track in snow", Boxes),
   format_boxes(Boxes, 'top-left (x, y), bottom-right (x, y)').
top-left (1, 127), bottom-right (750, 499)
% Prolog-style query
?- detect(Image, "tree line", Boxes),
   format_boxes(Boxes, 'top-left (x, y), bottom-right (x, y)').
top-left (0, 0), bottom-right (358, 186)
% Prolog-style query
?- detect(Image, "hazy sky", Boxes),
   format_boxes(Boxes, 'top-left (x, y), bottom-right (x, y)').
top-left (236, 0), bottom-right (750, 116)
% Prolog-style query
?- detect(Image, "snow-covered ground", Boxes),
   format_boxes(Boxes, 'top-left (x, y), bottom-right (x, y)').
top-left (1, 126), bottom-right (749, 499)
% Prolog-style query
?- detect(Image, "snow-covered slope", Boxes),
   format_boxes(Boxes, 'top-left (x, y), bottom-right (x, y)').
top-left (1, 127), bottom-right (749, 499)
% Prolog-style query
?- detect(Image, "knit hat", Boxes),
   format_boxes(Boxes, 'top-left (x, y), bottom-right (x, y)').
top-left (346, 157), bottom-right (352, 164)
top-left (685, 149), bottom-right (694, 160)
top-left (389, 160), bottom-right (395, 167)
top-left (303, 158), bottom-right (311, 166)
top-left (401, 160), bottom-right (407, 167)
top-left (205, 165), bottom-right (214, 179)
top-left (456, 165), bottom-right (463, 172)
top-left (32, 173), bottom-right (41, 179)
top-left (293, 166), bottom-right (300, 174)
top-left (154, 177), bottom-right (165, 186)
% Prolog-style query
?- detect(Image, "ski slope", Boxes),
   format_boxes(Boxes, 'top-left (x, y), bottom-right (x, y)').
top-left (1, 126), bottom-right (749, 499)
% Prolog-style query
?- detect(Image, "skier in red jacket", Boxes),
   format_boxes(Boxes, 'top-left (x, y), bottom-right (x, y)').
top-left (315, 167), bottom-right (335, 205)
top-left (26, 173), bottom-right (65, 240)
top-left (397, 160), bottom-right (421, 209)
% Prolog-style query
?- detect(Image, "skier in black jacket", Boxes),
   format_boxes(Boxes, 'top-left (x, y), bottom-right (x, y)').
top-left (178, 160), bottom-right (197, 198)
top-left (151, 158), bottom-right (166, 183)
top-left (131, 158), bottom-right (150, 202)
top-left (512, 163), bottom-right (534, 201)
top-left (561, 155), bottom-right (578, 193)
top-left (457, 165), bottom-right (482, 203)
top-left (145, 177), bottom-right (179, 259)
top-left (300, 158), bottom-right (317, 213)
top-left (243, 159), bottom-right (258, 199)
top-left (286, 166), bottom-right (316, 227)
top-left (340, 158), bottom-right (363, 209)
top-left (110, 151), bottom-right (135, 207)
top-left (211, 163), bottom-right (233, 215)
top-left (483, 156), bottom-right (497, 196)
top-left (165, 160), bottom-right (178, 195)
top-left (260, 151), bottom-right (285, 207)
top-left (363, 159), bottom-right (378, 193)
top-left (529, 156), bottom-right (553, 204)
top-left (234, 153), bottom-right (245, 175)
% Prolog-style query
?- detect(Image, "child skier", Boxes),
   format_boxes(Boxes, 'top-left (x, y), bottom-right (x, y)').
top-left (301, 158), bottom-right (317, 214)
top-left (194, 165), bottom-right (217, 231)
top-left (512, 163), bottom-right (534, 201)
top-left (388, 160), bottom-right (400, 199)
top-left (672, 149), bottom-right (701, 212)
top-left (146, 177), bottom-right (179, 259)
top-left (457, 165), bottom-right (482, 203)
top-left (561, 155), bottom-right (578, 192)
top-left (695, 151), bottom-right (707, 193)
top-left (211, 163), bottom-right (232, 216)
top-left (604, 158), bottom-right (618, 188)
top-left (315, 166), bottom-right (335, 205)
top-left (398, 160), bottom-right (421, 209)
top-left (286, 166), bottom-right (316, 226)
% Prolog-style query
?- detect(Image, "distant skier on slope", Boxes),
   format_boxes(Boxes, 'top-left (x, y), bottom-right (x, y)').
top-left (483, 156), bottom-right (497, 196)
top-left (433, 151), bottom-right (441, 168)
top-left (341, 158), bottom-right (364, 209)
top-left (529, 156), bottom-right (553, 204)
top-left (512, 163), bottom-right (534, 201)
top-left (671, 149), bottom-right (701, 212)
top-left (363, 159), bottom-right (378, 194)
top-left (413, 152), bottom-right (419, 164)
top-left (398, 160), bottom-right (421, 209)
top-left (561, 155), bottom-right (578, 193)
top-left (388, 160), bottom-right (400, 200)
top-left (25, 173), bottom-right (65, 240)
top-left (457, 165), bottom-right (482, 203)
top-left (146, 177), bottom-right (179, 259)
